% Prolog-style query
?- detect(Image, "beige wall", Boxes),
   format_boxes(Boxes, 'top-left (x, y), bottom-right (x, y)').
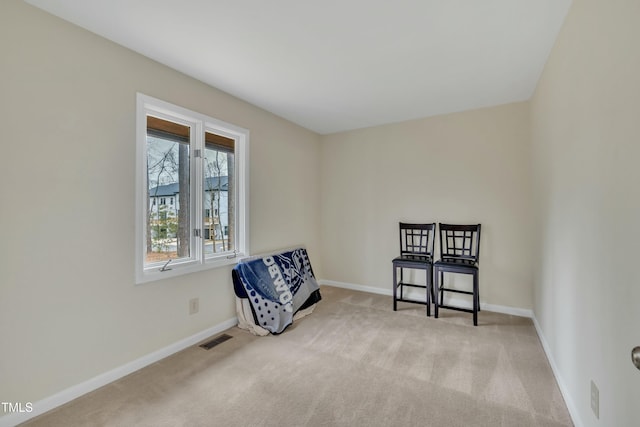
top-left (0, 0), bottom-right (321, 405)
top-left (530, 0), bottom-right (640, 425)
top-left (320, 102), bottom-right (533, 310)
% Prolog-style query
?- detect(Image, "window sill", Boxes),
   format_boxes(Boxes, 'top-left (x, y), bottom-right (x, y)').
top-left (135, 253), bottom-right (246, 285)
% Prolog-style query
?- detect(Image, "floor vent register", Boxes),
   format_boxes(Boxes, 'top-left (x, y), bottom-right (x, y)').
top-left (199, 334), bottom-right (233, 350)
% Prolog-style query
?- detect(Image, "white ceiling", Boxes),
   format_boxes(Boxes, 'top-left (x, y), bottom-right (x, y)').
top-left (25, 0), bottom-right (571, 134)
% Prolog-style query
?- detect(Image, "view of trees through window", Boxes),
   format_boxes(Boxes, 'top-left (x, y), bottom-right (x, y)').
top-left (145, 116), bottom-right (234, 264)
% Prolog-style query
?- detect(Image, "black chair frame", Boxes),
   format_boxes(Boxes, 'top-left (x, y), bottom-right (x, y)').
top-left (392, 222), bottom-right (436, 316)
top-left (434, 223), bottom-right (481, 325)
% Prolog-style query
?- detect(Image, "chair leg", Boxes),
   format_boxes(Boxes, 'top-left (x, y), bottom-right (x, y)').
top-left (425, 267), bottom-right (431, 317)
top-left (473, 271), bottom-right (478, 326)
top-left (430, 268), bottom-right (436, 301)
top-left (392, 265), bottom-right (398, 311)
top-left (434, 267), bottom-right (439, 319)
top-left (439, 270), bottom-right (444, 306)
top-left (477, 271), bottom-right (481, 312)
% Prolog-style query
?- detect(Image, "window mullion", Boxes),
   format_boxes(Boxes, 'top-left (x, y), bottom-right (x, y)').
top-left (192, 121), bottom-right (204, 264)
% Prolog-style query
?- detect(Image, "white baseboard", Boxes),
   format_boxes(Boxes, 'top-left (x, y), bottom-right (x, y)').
top-left (319, 279), bottom-right (533, 318)
top-left (531, 316), bottom-right (583, 427)
top-left (0, 317), bottom-right (238, 427)
top-left (320, 279), bottom-right (391, 297)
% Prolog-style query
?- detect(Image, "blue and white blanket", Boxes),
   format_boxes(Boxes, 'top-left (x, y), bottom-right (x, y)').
top-left (232, 247), bottom-right (321, 334)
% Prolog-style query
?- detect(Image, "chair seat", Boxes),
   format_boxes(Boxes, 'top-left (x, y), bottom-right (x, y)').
top-left (434, 258), bottom-right (478, 269)
top-left (393, 254), bottom-right (433, 265)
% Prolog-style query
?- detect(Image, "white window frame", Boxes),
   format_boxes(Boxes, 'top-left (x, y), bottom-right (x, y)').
top-left (135, 93), bottom-right (250, 284)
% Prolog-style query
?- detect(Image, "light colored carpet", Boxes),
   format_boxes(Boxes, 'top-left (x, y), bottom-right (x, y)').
top-left (23, 286), bottom-right (573, 426)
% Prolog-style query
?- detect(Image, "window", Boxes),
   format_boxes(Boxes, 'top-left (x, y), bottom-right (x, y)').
top-left (136, 94), bottom-right (249, 284)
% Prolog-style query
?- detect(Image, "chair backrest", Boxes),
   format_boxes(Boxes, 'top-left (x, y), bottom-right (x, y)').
top-left (399, 223), bottom-right (436, 257)
top-left (438, 223), bottom-right (481, 263)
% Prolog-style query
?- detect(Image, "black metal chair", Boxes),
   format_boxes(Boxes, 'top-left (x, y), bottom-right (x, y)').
top-left (392, 223), bottom-right (436, 316)
top-left (434, 223), bottom-right (482, 326)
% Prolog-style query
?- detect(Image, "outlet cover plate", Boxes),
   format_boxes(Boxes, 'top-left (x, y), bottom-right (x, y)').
top-left (189, 298), bottom-right (199, 315)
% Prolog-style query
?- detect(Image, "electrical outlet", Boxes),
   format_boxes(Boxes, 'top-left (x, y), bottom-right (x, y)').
top-left (590, 380), bottom-right (599, 419)
top-left (189, 298), bottom-right (199, 315)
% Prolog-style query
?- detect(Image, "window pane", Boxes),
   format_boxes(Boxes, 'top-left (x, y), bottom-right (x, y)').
top-left (146, 117), bottom-right (190, 264)
top-left (204, 132), bottom-right (234, 255)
